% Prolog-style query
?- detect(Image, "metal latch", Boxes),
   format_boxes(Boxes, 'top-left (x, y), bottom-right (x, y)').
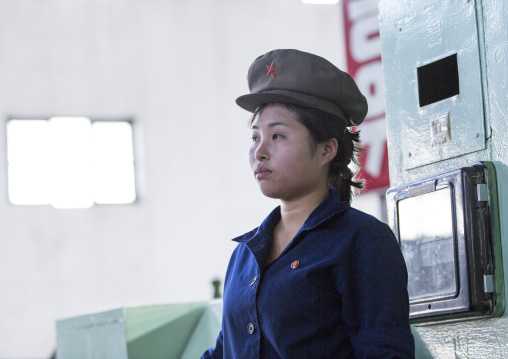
top-left (484, 274), bottom-right (495, 293)
top-left (477, 183), bottom-right (489, 202)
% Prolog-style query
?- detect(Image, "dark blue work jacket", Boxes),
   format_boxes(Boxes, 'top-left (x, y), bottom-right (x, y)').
top-left (202, 188), bottom-right (415, 358)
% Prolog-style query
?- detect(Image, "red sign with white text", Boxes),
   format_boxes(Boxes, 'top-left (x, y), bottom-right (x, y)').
top-left (343, 0), bottom-right (390, 192)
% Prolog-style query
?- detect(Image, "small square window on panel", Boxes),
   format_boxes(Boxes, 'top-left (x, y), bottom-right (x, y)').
top-left (6, 117), bottom-right (137, 208)
top-left (417, 54), bottom-right (460, 107)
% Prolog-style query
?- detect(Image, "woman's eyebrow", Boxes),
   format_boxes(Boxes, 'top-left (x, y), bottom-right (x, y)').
top-left (251, 122), bottom-right (290, 130)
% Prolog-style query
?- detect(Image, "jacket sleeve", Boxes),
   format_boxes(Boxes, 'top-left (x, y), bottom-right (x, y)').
top-left (200, 330), bottom-right (224, 359)
top-left (349, 234), bottom-right (415, 359)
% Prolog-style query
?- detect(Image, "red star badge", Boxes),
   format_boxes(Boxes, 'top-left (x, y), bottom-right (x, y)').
top-left (266, 61), bottom-right (277, 79)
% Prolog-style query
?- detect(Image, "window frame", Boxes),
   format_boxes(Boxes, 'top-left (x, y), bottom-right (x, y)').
top-left (4, 115), bottom-right (139, 208)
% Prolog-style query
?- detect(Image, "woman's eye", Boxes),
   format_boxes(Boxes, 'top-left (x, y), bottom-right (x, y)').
top-left (273, 133), bottom-right (283, 139)
top-left (251, 136), bottom-right (258, 142)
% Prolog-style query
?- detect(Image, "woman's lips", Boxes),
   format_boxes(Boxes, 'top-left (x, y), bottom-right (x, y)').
top-left (255, 167), bottom-right (272, 180)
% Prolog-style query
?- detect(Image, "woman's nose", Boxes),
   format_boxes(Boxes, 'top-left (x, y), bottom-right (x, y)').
top-left (255, 139), bottom-right (269, 161)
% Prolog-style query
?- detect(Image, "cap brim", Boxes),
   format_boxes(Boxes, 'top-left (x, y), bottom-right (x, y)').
top-left (235, 90), bottom-right (359, 126)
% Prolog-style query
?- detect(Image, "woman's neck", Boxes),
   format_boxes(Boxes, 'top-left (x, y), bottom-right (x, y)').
top-left (265, 186), bottom-right (329, 266)
top-left (278, 186), bottom-right (329, 233)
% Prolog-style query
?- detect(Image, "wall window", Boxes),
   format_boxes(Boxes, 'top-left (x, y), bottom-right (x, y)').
top-left (6, 117), bottom-right (136, 208)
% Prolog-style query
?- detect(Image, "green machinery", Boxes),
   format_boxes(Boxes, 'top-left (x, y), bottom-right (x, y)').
top-left (56, 301), bottom-right (221, 359)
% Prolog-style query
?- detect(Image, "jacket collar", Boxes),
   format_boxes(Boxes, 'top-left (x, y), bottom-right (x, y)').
top-left (233, 188), bottom-right (350, 245)
top-left (233, 188), bottom-right (350, 270)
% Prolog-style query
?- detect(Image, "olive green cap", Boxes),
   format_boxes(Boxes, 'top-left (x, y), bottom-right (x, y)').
top-left (236, 49), bottom-right (368, 126)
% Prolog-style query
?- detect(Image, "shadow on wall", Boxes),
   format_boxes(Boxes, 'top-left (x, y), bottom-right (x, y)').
top-left (412, 326), bottom-right (433, 359)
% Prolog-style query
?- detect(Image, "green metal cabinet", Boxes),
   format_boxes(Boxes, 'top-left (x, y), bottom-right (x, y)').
top-left (56, 301), bottom-right (222, 359)
top-left (378, 0), bottom-right (508, 357)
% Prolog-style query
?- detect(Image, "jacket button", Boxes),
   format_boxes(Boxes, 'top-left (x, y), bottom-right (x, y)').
top-left (249, 276), bottom-right (258, 286)
top-left (247, 322), bottom-right (255, 334)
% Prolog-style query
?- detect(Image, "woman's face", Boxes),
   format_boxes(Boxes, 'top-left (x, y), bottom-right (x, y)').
top-left (249, 104), bottom-right (330, 201)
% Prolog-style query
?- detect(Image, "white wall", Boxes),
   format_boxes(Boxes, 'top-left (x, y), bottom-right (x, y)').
top-left (351, 190), bottom-right (387, 223)
top-left (0, 0), bottom-right (345, 356)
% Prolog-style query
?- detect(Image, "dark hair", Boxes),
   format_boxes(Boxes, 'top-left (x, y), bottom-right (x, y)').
top-left (249, 103), bottom-right (364, 203)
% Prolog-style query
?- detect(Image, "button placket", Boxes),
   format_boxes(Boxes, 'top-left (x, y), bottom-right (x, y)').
top-left (247, 272), bottom-right (258, 338)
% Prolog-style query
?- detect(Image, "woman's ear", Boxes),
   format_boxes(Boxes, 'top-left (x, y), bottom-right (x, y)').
top-left (319, 138), bottom-right (338, 164)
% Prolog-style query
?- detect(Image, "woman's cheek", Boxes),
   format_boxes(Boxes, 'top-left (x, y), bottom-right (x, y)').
top-left (248, 147), bottom-right (256, 168)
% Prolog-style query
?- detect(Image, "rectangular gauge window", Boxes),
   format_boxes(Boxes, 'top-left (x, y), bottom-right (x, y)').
top-left (386, 162), bottom-right (504, 324)
top-left (398, 187), bottom-right (458, 302)
top-left (417, 54), bottom-right (459, 107)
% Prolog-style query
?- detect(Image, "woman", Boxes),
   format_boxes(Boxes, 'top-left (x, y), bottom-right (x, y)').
top-left (202, 49), bottom-right (414, 358)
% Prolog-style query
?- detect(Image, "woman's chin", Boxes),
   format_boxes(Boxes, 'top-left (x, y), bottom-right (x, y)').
top-left (259, 189), bottom-right (280, 199)
top-left (257, 185), bottom-right (283, 199)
